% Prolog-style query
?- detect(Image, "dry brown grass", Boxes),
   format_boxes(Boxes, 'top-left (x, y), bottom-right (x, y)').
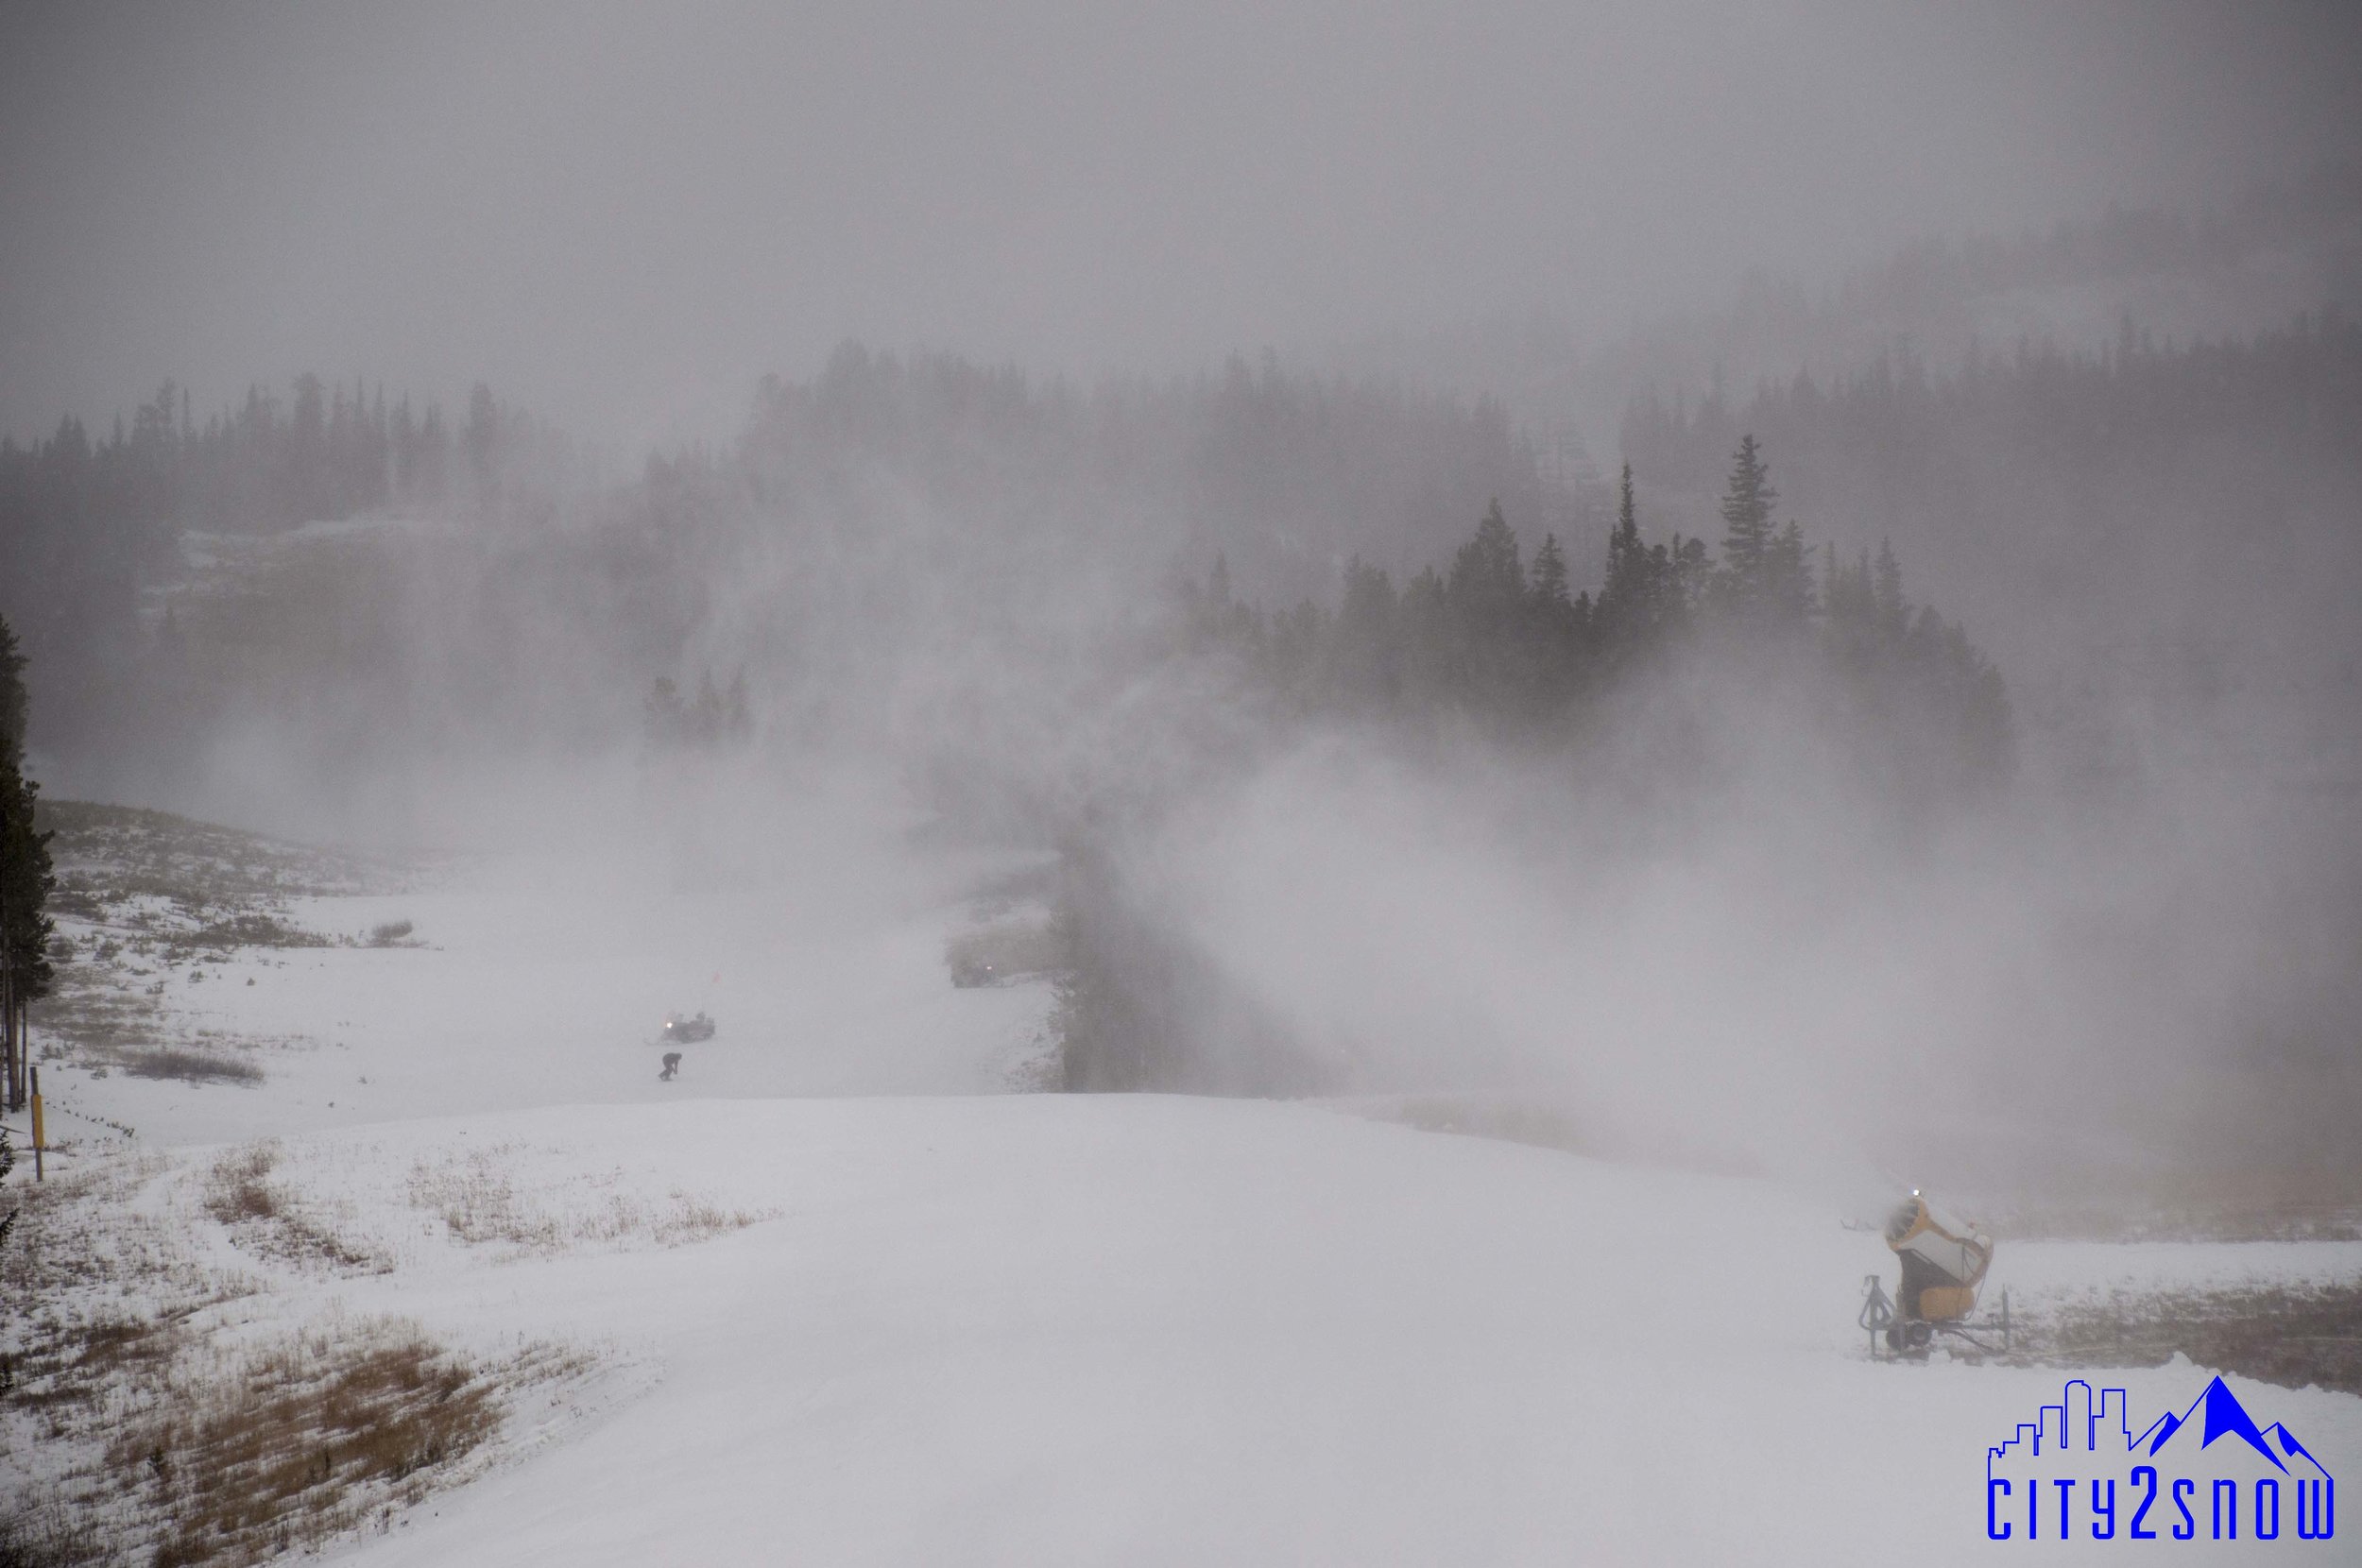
top-left (126, 1049), bottom-right (265, 1087)
top-left (1, 1157), bottom-right (237, 1426)
top-left (203, 1142), bottom-right (282, 1226)
top-left (407, 1144), bottom-right (771, 1253)
top-left (30, 798), bottom-right (429, 1080)
top-left (3, 1150), bottom-right (596, 1568)
top-left (407, 1144), bottom-right (566, 1251)
top-left (0, 1506), bottom-right (108, 1567)
top-left (111, 1318), bottom-right (502, 1568)
top-left (2028, 1281), bottom-right (2362, 1398)
top-left (202, 1142), bottom-right (388, 1274)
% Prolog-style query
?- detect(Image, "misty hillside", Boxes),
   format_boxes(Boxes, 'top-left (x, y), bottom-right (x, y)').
top-left (2, 349), bottom-right (1587, 811)
top-left (1623, 308), bottom-right (2362, 790)
top-left (8, 8), bottom-right (2362, 1564)
top-left (1600, 166), bottom-right (2362, 421)
top-left (1331, 164), bottom-right (2362, 458)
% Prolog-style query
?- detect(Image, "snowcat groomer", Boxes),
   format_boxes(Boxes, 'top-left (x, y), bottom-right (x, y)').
top-left (1858, 1192), bottom-right (2007, 1356)
top-left (662, 1011), bottom-right (715, 1045)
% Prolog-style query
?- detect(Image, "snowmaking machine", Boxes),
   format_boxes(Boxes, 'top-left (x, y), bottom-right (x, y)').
top-left (1857, 1191), bottom-right (2009, 1357)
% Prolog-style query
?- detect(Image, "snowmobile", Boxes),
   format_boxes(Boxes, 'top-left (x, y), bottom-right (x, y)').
top-left (662, 1011), bottom-right (716, 1044)
top-left (1857, 1191), bottom-right (2010, 1357)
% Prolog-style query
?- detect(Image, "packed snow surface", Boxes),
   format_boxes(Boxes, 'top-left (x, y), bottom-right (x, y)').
top-left (188, 1099), bottom-right (2362, 1566)
top-left (10, 847), bottom-right (2358, 1563)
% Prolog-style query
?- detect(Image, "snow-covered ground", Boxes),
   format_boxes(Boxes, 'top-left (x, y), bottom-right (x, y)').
top-left (7, 840), bottom-right (2357, 1563)
top-left (30, 853), bottom-right (1056, 1150)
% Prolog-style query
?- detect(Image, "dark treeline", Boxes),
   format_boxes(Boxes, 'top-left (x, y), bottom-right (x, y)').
top-left (0, 374), bottom-right (568, 541)
top-left (1168, 437), bottom-right (2011, 796)
top-left (1583, 166), bottom-right (2362, 436)
top-left (0, 616), bottom-right (56, 1113)
top-left (1618, 310), bottom-right (2362, 690)
top-left (735, 343), bottom-right (1600, 606)
top-left (1823, 170), bottom-right (2358, 326)
top-left (1051, 437), bottom-right (2012, 1093)
top-left (1624, 308), bottom-right (2360, 505)
top-left (0, 375), bottom-right (583, 771)
top-left (0, 347), bottom-right (1587, 801)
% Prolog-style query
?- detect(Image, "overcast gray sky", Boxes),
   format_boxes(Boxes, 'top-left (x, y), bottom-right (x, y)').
top-left (3, 0), bottom-right (2356, 450)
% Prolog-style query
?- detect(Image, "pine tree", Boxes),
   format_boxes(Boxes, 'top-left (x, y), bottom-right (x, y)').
top-left (1529, 533), bottom-right (1570, 610)
top-left (0, 615), bottom-right (26, 770)
top-left (1329, 556), bottom-right (1401, 709)
top-left (1874, 537), bottom-right (1908, 638)
top-left (1716, 435), bottom-right (1778, 605)
top-left (1764, 519), bottom-right (1815, 622)
top-left (1448, 499), bottom-right (1523, 610)
top-left (0, 616), bottom-right (54, 1112)
top-left (1669, 533), bottom-right (1711, 614)
top-left (1602, 464), bottom-right (1643, 612)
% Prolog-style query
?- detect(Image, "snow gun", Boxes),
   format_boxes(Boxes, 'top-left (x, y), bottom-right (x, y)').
top-left (1857, 1191), bottom-right (2007, 1357)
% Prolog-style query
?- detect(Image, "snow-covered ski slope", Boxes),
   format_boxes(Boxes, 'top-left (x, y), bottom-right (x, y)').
top-left (216, 1099), bottom-right (2362, 1566)
top-left (37, 860), bottom-right (1055, 1148)
top-left (18, 839), bottom-right (2362, 1564)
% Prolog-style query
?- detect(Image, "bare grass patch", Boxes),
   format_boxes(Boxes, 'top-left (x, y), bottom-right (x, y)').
top-left (112, 1318), bottom-right (502, 1568)
top-left (203, 1142), bottom-right (389, 1275)
top-left (0, 1506), bottom-right (108, 1567)
top-left (3, 1150), bottom-right (597, 1566)
top-left (364, 919), bottom-right (419, 947)
top-left (2023, 1280), bottom-right (2362, 1398)
top-left (125, 1049), bottom-right (265, 1087)
top-left (28, 798), bottom-right (440, 1081)
top-left (408, 1145), bottom-right (773, 1254)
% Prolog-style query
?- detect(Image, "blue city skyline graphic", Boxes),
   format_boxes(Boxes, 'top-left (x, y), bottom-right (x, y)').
top-left (1985, 1376), bottom-right (2335, 1542)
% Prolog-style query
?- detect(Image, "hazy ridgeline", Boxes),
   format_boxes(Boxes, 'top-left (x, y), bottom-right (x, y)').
top-left (0, 348), bottom-right (1584, 819)
top-left (4, 312), bottom-right (2359, 1214)
top-left (1335, 165), bottom-right (2362, 485)
top-left (1623, 309), bottom-right (2362, 695)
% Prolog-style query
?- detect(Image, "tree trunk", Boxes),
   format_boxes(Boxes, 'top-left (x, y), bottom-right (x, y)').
top-left (1, 782), bottom-right (13, 1115)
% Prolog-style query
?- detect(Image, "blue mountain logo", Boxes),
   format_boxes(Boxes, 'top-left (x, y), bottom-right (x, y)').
top-left (1985, 1376), bottom-right (2335, 1543)
top-left (2135, 1376), bottom-right (2326, 1478)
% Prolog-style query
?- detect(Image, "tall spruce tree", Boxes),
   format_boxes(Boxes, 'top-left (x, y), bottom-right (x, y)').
top-left (1873, 537), bottom-right (1908, 638)
top-left (1764, 519), bottom-right (1815, 622)
top-left (0, 614), bottom-right (56, 1111)
top-left (0, 615), bottom-right (25, 767)
top-left (1529, 533), bottom-right (1570, 610)
top-left (1448, 499), bottom-right (1524, 611)
top-left (1716, 435), bottom-right (1778, 605)
top-left (1601, 464), bottom-right (1644, 619)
